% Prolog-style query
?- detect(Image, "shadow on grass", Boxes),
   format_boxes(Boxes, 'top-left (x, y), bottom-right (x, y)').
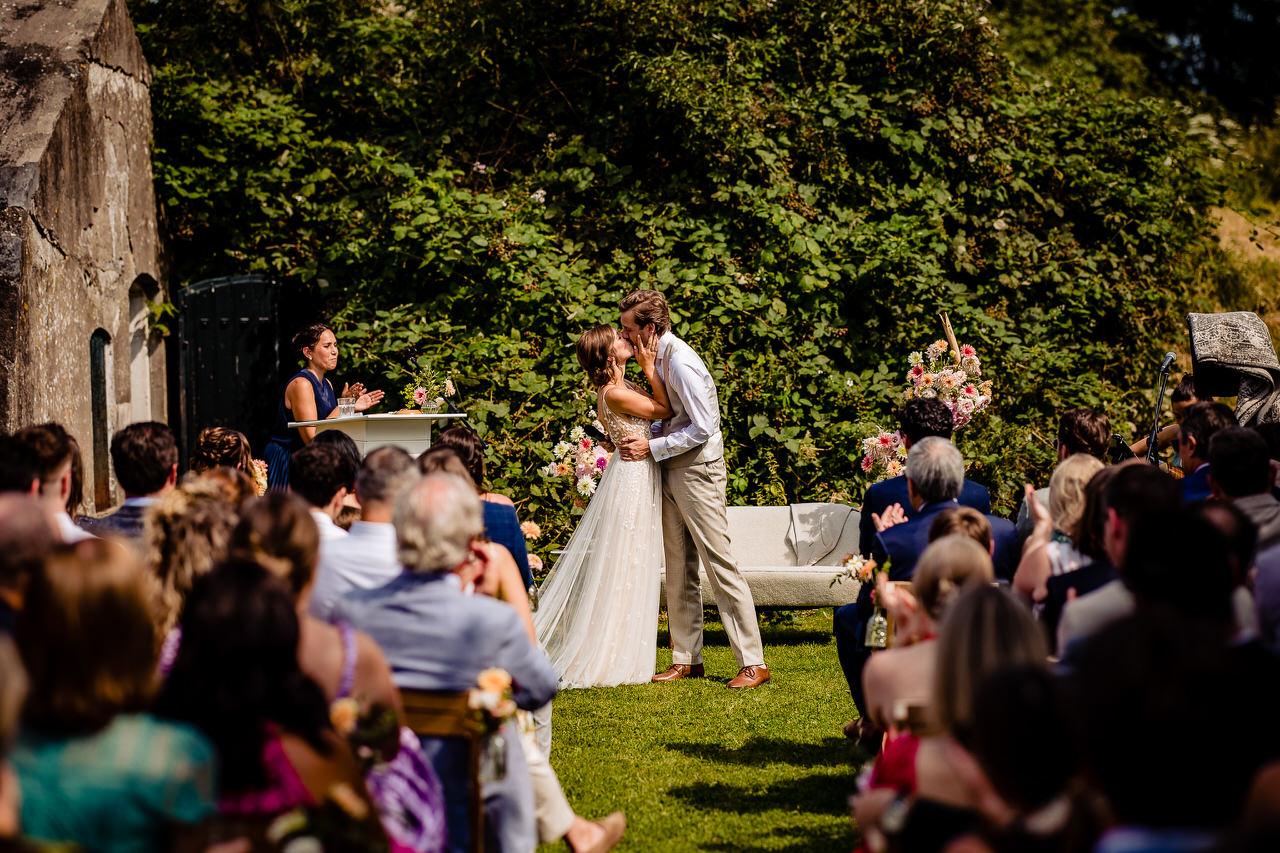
top-left (665, 736), bottom-right (857, 768)
top-left (700, 824), bottom-right (855, 853)
top-left (670, 774), bottom-right (856, 850)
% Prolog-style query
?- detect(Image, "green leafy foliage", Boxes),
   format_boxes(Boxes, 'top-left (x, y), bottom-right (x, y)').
top-left (132, 0), bottom-right (1232, 557)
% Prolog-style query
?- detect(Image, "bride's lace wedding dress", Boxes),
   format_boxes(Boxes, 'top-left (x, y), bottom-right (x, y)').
top-left (533, 385), bottom-right (662, 688)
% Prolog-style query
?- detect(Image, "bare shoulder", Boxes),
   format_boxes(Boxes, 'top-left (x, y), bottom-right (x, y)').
top-left (482, 492), bottom-right (515, 507)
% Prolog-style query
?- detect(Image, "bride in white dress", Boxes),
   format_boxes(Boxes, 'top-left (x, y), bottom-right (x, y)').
top-left (533, 324), bottom-right (672, 687)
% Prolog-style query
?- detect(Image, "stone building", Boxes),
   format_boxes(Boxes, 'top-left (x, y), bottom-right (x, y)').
top-left (0, 0), bottom-right (166, 511)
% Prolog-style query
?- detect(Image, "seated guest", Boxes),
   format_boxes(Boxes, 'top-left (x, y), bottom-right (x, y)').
top-left (195, 464), bottom-right (259, 509)
top-left (1196, 500), bottom-right (1261, 642)
top-left (229, 493), bottom-right (445, 853)
top-left (432, 425), bottom-right (534, 589)
top-left (0, 496), bottom-right (55, 634)
top-left (861, 535), bottom-right (994, 734)
top-left (311, 446), bottom-right (418, 621)
top-left (1038, 465), bottom-right (1118, 644)
top-left (289, 441), bottom-right (357, 542)
top-left (1056, 464), bottom-right (1183, 657)
top-left (311, 429), bottom-right (363, 514)
top-left (157, 561), bottom-right (382, 834)
top-left (1016, 407), bottom-right (1110, 541)
top-left (1012, 453), bottom-right (1105, 606)
top-left (1209, 427), bottom-right (1280, 550)
top-left (928, 506), bottom-right (992, 550)
top-left (83, 422), bottom-right (179, 540)
top-left (942, 666), bottom-right (1105, 853)
top-left (143, 478), bottom-right (239, 639)
top-left (872, 438), bottom-right (1018, 580)
top-left (10, 424), bottom-right (93, 544)
top-left (837, 437), bottom-right (1017, 729)
top-left (852, 585), bottom-right (1049, 852)
top-left (860, 398), bottom-right (991, 556)
top-left (188, 426), bottom-right (253, 474)
top-left (1178, 401), bottom-right (1238, 502)
top-left (1129, 373), bottom-right (1211, 468)
top-left (334, 474), bottom-right (559, 853)
top-left (13, 540), bottom-right (217, 852)
top-left (0, 635), bottom-right (27, 842)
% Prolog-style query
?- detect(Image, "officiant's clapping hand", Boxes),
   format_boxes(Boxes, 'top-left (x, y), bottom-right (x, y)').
top-left (341, 382), bottom-right (385, 412)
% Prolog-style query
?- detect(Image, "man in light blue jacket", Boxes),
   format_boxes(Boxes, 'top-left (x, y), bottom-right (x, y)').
top-left (335, 473), bottom-right (558, 853)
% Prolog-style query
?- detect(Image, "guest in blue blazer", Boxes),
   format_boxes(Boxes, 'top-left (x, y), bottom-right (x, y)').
top-left (82, 422), bottom-right (178, 541)
top-left (1178, 402), bottom-right (1237, 503)
top-left (835, 437), bottom-right (1019, 735)
top-left (858, 398), bottom-right (990, 556)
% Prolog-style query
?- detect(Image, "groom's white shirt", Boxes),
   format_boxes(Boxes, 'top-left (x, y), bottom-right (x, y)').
top-left (649, 332), bottom-right (724, 463)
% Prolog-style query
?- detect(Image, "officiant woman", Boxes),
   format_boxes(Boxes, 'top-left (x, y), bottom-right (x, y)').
top-left (263, 323), bottom-right (384, 488)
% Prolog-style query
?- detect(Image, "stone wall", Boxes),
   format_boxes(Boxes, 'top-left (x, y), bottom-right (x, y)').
top-left (0, 0), bottom-right (166, 511)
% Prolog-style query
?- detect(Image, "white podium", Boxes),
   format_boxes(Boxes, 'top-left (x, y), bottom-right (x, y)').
top-left (288, 412), bottom-right (466, 456)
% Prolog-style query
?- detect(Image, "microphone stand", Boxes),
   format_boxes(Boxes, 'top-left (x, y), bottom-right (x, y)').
top-left (1145, 360), bottom-right (1175, 464)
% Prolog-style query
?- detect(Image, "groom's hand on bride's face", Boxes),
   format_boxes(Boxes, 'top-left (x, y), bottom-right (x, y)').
top-left (618, 435), bottom-right (651, 460)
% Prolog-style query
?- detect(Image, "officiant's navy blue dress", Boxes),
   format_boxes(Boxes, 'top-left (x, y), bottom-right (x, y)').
top-left (264, 369), bottom-right (337, 489)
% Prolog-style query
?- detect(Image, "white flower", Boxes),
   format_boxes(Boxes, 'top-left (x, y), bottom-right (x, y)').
top-left (569, 426), bottom-right (586, 443)
top-left (845, 378), bottom-right (855, 388)
top-left (444, 379), bottom-right (456, 396)
top-left (576, 476), bottom-right (597, 498)
top-left (907, 351), bottom-right (923, 367)
top-left (553, 441), bottom-right (572, 458)
top-left (960, 356), bottom-right (980, 375)
top-left (472, 161), bottom-right (487, 174)
top-left (531, 189), bottom-right (547, 203)
top-left (539, 463), bottom-right (559, 478)
top-left (919, 387), bottom-right (937, 398)
top-left (547, 132), bottom-right (559, 142)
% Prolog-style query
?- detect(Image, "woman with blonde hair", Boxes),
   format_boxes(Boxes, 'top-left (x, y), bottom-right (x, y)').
top-left (145, 478), bottom-right (240, 638)
top-left (13, 540), bottom-right (217, 852)
top-left (1013, 454), bottom-right (1106, 606)
top-left (189, 427), bottom-right (253, 475)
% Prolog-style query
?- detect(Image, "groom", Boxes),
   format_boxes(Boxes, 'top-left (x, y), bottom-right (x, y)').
top-left (616, 290), bottom-right (770, 689)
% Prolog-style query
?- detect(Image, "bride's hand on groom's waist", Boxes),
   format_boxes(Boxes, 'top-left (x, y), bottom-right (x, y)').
top-left (618, 435), bottom-right (651, 460)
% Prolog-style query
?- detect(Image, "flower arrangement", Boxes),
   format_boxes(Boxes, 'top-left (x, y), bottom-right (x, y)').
top-left (831, 553), bottom-right (877, 588)
top-left (401, 358), bottom-right (455, 412)
top-left (860, 429), bottom-right (907, 483)
top-left (902, 337), bottom-right (993, 430)
top-left (250, 458), bottom-right (269, 496)
top-left (330, 697), bottom-right (399, 772)
top-left (540, 422), bottom-right (611, 498)
top-left (470, 668), bottom-right (518, 783)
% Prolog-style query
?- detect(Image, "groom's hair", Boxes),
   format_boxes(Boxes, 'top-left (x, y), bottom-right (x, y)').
top-left (619, 289), bottom-right (671, 335)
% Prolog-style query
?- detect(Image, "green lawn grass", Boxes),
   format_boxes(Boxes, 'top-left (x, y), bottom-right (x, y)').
top-left (540, 610), bottom-right (870, 852)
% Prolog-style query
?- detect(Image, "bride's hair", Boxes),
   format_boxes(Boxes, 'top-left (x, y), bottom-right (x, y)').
top-left (576, 325), bottom-right (616, 388)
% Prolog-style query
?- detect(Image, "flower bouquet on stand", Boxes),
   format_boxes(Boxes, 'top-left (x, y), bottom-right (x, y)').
top-left (861, 313), bottom-right (995, 485)
top-left (400, 358), bottom-right (455, 414)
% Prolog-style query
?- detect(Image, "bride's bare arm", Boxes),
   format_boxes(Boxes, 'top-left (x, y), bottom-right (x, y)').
top-left (606, 384), bottom-right (672, 420)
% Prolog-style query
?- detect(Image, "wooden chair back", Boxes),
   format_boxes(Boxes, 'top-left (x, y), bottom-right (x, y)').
top-left (401, 688), bottom-right (485, 853)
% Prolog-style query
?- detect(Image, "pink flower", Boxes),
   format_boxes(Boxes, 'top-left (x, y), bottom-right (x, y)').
top-left (960, 344), bottom-right (976, 358)
top-left (964, 384), bottom-right (978, 397)
top-left (877, 433), bottom-right (895, 448)
top-left (580, 438), bottom-right (592, 451)
top-left (520, 521), bottom-right (541, 541)
top-left (413, 387), bottom-right (427, 405)
top-left (596, 456), bottom-right (608, 471)
top-left (910, 365), bottom-right (925, 379)
top-left (528, 554), bottom-right (543, 572)
top-left (861, 456), bottom-right (874, 473)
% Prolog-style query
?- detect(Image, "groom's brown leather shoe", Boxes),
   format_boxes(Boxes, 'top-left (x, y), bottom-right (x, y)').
top-left (651, 663), bottom-right (704, 682)
top-left (727, 664), bottom-right (771, 689)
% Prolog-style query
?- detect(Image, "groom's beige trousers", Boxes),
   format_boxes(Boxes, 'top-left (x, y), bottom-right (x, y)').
top-left (662, 454), bottom-right (765, 668)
